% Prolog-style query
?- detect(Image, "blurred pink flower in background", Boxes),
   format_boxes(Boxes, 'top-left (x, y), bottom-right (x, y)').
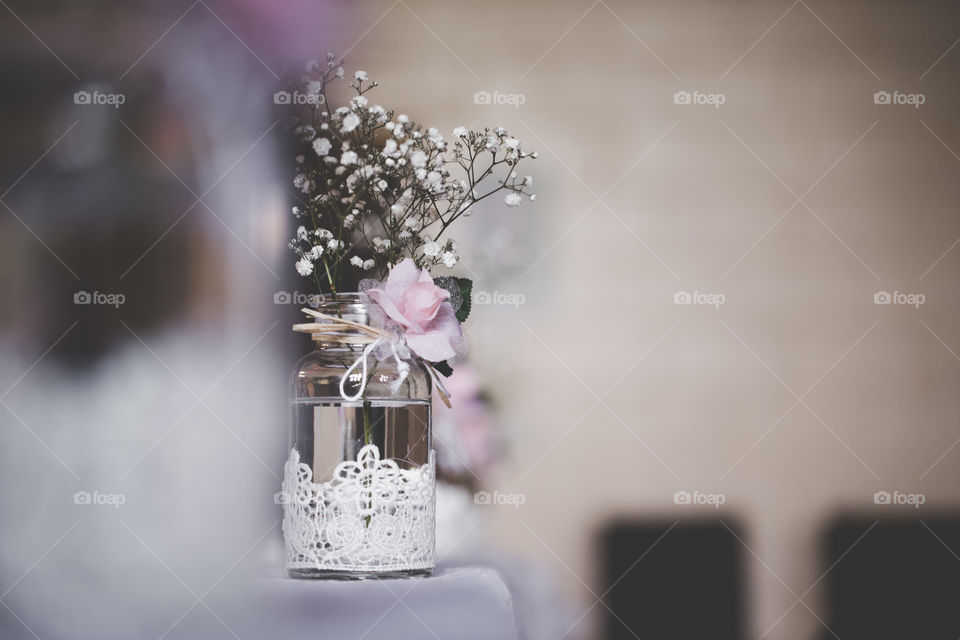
top-left (433, 364), bottom-right (500, 482)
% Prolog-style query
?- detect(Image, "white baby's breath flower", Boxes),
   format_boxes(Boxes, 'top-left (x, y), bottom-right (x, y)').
top-left (504, 137), bottom-right (520, 150)
top-left (341, 113), bottom-right (361, 133)
top-left (312, 137), bottom-right (331, 156)
top-left (340, 150), bottom-right (358, 165)
top-left (295, 154), bottom-right (305, 164)
top-left (453, 126), bottom-right (467, 138)
top-left (295, 256), bottom-right (314, 276)
top-left (504, 192), bottom-right (522, 207)
top-left (442, 251), bottom-right (458, 268)
top-left (336, 67), bottom-right (345, 79)
top-left (350, 255), bottom-right (364, 268)
top-left (351, 95), bottom-right (368, 109)
top-left (327, 238), bottom-right (344, 251)
top-left (397, 114), bottom-right (409, 124)
top-left (354, 70), bottom-right (368, 81)
top-left (423, 241), bottom-right (441, 257)
top-left (372, 237), bottom-right (392, 253)
top-left (362, 259), bottom-right (375, 270)
top-left (409, 150), bottom-right (427, 168)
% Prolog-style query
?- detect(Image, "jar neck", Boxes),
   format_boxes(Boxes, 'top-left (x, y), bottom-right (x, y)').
top-left (310, 292), bottom-right (374, 351)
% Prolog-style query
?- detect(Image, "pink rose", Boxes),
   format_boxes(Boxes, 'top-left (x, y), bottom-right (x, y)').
top-left (367, 259), bottom-right (463, 362)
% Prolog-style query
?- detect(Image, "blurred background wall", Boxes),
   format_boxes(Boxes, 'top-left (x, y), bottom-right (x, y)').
top-left (2, 1), bottom-right (960, 639)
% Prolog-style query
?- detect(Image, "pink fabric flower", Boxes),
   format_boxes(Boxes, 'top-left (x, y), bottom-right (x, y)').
top-left (366, 259), bottom-right (463, 362)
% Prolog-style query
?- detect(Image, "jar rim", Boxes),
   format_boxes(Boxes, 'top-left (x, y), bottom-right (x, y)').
top-left (311, 293), bottom-right (373, 346)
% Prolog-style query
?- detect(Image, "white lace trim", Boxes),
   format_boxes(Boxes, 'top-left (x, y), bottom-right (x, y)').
top-left (282, 445), bottom-right (436, 572)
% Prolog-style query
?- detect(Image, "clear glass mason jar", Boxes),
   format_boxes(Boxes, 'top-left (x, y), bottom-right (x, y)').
top-left (282, 293), bottom-right (435, 579)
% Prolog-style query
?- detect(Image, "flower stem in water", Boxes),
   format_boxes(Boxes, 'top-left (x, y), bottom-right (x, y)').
top-left (362, 399), bottom-right (373, 447)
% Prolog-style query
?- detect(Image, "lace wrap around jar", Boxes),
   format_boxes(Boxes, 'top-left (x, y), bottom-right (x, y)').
top-left (283, 293), bottom-right (435, 578)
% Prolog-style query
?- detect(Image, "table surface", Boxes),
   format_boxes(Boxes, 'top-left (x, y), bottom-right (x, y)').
top-left (239, 566), bottom-right (519, 640)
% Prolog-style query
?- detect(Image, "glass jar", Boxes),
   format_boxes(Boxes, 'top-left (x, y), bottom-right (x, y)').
top-left (282, 293), bottom-right (435, 579)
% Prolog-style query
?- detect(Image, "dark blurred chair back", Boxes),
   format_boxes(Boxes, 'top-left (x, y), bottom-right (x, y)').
top-left (599, 520), bottom-right (745, 640)
top-left (823, 516), bottom-right (960, 640)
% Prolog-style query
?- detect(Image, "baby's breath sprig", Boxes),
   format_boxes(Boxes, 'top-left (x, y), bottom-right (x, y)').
top-left (286, 54), bottom-right (536, 294)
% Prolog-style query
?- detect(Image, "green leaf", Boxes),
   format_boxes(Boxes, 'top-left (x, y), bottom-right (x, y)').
top-left (432, 276), bottom-right (473, 323)
top-left (453, 277), bottom-right (472, 323)
top-left (431, 360), bottom-right (454, 378)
